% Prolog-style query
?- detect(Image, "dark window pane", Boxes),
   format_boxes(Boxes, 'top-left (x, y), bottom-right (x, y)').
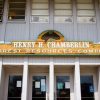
top-left (57, 98), bottom-right (70, 100)
top-left (9, 3), bottom-right (26, 9)
top-left (9, 0), bottom-right (25, 2)
top-left (8, 98), bottom-right (21, 100)
top-left (32, 98), bottom-right (45, 100)
top-left (8, 0), bottom-right (26, 20)
top-left (8, 76), bottom-right (22, 100)
top-left (81, 76), bottom-right (94, 100)
top-left (0, 0), bottom-right (4, 22)
top-left (81, 98), bottom-right (94, 100)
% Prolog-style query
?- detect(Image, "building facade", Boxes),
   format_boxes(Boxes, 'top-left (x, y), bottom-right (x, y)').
top-left (0, 0), bottom-right (100, 100)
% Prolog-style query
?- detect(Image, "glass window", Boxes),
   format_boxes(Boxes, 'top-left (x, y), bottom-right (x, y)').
top-left (54, 0), bottom-right (73, 23)
top-left (32, 76), bottom-right (46, 100)
top-left (8, 75), bottom-right (22, 100)
top-left (31, 0), bottom-right (49, 23)
top-left (99, 0), bottom-right (100, 8)
top-left (56, 76), bottom-right (70, 100)
top-left (8, 0), bottom-right (26, 21)
top-left (0, 0), bottom-right (4, 22)
top-left (81, 76), bottom-right (95, 100)
top-left (77, 0), bottom-right (96, 23)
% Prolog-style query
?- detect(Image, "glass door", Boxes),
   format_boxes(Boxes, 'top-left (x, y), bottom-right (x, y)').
top-left (81, 75), bottom-right (95, 100)
top-left (7, 75), bottom-right (22, 100)
top-left (56, 76), bottom-right (70, 100)
top-left (32, 76), bottom-right (46, 100)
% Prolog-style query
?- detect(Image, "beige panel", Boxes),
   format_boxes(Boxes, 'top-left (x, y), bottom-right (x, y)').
top-left (55, 10), bottom-right (72, 16)
top-left (32, 0), bottom-right (48, 3)
top-left (77, 10), bottom-right (95, 16)
top-left (55, 4), bottom-right (72, 9)
top-left (77, 0), bottom-right (92, 3)
top-left (77, 4), bottom-right (94, 9)
top-left (55, 0), bottom-right (71, 3)
top-left (31, 10), bottom-right (49, 15)
top-left (32, 4), bottom-right (48, 9)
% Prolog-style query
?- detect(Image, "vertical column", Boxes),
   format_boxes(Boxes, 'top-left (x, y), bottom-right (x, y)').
top-left (95, 0), bottom-right (100, 42)
top-left (49, 57), bottom-right (54, 100)
top-left (98, 67), bottom-right (100, 99)
top-left (21, 58), bottom-right (29, 100)
top-left (0, 57), bottom-right (3, 99)
top-left (74, 57), bottom-right (81, 100)
top-left (73, 0), bottom-right (78, 40)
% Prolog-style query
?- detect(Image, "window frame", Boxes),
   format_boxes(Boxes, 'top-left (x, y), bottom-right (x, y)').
top-left (54, 0), bottom-right (73, 23)
top-left (30, 0), bottom-right (50, 23)
top-left (7, 75), bottom-right (23, 100)
top-left (7, 0), bottom-right (27, 22)
top-left (76, 0), bottom-right (96, 23)
top-left (0, 0), bottom-right (5, 22)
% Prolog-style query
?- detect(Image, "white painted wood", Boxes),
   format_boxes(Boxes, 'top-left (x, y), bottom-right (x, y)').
top-left (21, 57), bottom-right (29, 100)
top-left (74, 57), bottom-right (81, 100)
top-left (49, 57), bottom-right (54, 100)
top-left (3, 57), bottom-right (24, 65)
top-left (95, 0), bottom-right (100, 42)
top-left (53, 57), bottom-right (75, 64)
top-left (0, 57), bottom-right (3, 100)
top-left (79, 57), bottom-right (100, 65)
top-left (29, 57), bottom-right (50, 64)
top-left (73, 0), bottom-right (78, 40)
top-left (98, 67), bottom-right (100, 100)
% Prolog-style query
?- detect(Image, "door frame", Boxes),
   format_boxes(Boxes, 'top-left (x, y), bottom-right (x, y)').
top-left (55, 73), bottom-right (73, 100)
top-left (4, 72), bottom-right (23, 100)
top-left (29, 73), bottom-right (49, 100)
top-left (80, 72), bottom-right (98, 100)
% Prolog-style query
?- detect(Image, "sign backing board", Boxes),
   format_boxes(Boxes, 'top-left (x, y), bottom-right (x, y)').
top-left (0, 41), bottom-right (100, 56)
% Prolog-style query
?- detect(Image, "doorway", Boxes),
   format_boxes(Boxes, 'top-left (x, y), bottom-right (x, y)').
top-left (55, 74), bottom-right (72, 100)
top-left (32, 75), bottom-right (47, 100)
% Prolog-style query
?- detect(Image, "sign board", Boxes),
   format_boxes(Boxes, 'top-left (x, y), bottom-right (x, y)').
top-left (0, 41), bottom-right (100, 56)
top-left (16, 81), bottom-right (22, 87)
top-left (65, 82), bottom-right (70, 89)
top-left (35, 81), bottom-right (40, 88)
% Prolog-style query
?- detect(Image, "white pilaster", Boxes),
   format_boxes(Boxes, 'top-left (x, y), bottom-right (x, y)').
top-left (0, 58), bottom-right (3, 99)
top-left (74, 57), bottom-right (81, 100)
top-left (21, 58), bottom-right (29, 100)
top-left (49, 57), bottom-right (54, 100)
top-left (98, 67), bottom-right (100, 100)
